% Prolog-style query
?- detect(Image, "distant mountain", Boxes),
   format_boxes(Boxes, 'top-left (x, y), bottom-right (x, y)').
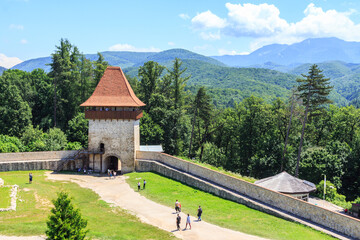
top-left (212, 38), bottom-right (360, 67)
top-left (133, 49), bottom-right (225, 67)
top-left (0, 66), bottom-right (7, 75)
top-left (12, 57), bottom-right (52, 72)
top-left (11, 49), bottom-right (224, 72)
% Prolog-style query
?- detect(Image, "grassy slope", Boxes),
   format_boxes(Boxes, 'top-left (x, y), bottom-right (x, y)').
top-left (175, 155), bottom-right (257, 183)
top-left (0, 171), bottom-right (176, 240)
top-left (125, 172), bottom-right (336, 240)
top-left (0, 186), bottom-right (11, 208)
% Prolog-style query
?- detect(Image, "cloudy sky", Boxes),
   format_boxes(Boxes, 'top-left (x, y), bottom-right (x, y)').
top-left (1, 0), bottom-right (360, 68)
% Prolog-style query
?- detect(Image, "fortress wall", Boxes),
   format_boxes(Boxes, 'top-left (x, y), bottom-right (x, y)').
top-left (0, 150), bottom-right (77, 162)
top-left (136, 151), bottom-right (360, 240)
top-left (0, 150), bottom-right (80, 171)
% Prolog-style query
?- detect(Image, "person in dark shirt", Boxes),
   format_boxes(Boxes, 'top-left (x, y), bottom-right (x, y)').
top-left (197, 206), bottom-right (202, 221)
top-left (176, 214), bottom-right (181, 230)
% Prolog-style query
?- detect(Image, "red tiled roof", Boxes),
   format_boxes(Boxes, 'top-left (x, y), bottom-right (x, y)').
top-left (80, 66), bottom-right (145, 107)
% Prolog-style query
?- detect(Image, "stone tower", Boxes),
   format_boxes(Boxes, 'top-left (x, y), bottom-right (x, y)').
top-left (80, 66), bottom-right (145, 173)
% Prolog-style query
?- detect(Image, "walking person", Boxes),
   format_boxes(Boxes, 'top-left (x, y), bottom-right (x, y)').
top-left (185, 214), bottom-right (191, 230)
top-left (197, 206), bottom-right (202, 221)
top-left (176, 214), bottom-right (181, 231)
top-left (175, 200), bottom-right (180, 213)
top-left (137, 181), bottom-right (141, 191)
top-left (143, 179), bottom-right (146, 189)
top-left (29, 173), bottom-right (33, 184)
top-left (113, 171), bottom-right (117, 179)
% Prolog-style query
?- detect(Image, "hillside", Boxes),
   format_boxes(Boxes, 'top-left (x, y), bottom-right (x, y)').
top-left (126, 59), bottom-right (299, 107)
top-left (212, 37), bottom-right (360, 67)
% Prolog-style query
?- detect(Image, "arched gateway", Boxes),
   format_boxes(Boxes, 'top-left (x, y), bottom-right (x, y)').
top-left (80, 66), bottom-right (145, 173)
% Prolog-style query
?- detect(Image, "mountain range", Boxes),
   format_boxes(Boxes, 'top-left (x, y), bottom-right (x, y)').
top-left (212, 37), bottom-right (360, 67)
top-left (4, 37), bottom-right (360, 107)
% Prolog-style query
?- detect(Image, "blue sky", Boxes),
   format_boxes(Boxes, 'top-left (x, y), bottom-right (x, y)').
top-left (1, 0), bottom-right (360, 68)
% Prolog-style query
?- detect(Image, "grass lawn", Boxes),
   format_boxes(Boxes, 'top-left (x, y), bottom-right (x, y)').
top-left (0, 170), bottom-right (176, 240)
top-left (0, 186), bottom-right (11, 208)
top-left (175, 155), bottom-right (257, 183)
top-left (126, 172), bottom-right (336, 240)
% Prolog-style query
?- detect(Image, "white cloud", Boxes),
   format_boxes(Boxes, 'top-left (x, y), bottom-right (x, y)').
top-left (20, 39), bottom-right (28, 44)
top-left (224, 3), bottom-right (288, 37)
top-left (179, 13), bottom-right (190, 20)
top-left (9, 24), bottom-right (24, 30)
top-left (192, 10), bottom-right (226, 29)
top-left (192, 3), bottom-right (360, 49)
top-left (200, 31), bottom-right (221, 40)
top-left (218, 49), bottom-right (249, 55)
top-left (109, 43), bottom-right (161, 52)
top-left (168, 41), bottom-right (175, 46)
top-left (0, 53), bottom-right (23, 68)
top-left (193, 44), bottom-right (212, 51)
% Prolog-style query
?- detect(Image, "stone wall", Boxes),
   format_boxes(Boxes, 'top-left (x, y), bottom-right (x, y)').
top-left (0, 150), bottom-right (81, 171)
top-left (0, 150), bottom-right (77, 162)
top-left (136, 151), bottom-right (360, 240)
top-left (88, 119), bottom-right (139, 173)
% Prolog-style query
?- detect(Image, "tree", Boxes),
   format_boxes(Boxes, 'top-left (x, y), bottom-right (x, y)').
top-left (189, 87), bottom-right (212, 158)
top-left (46, 191), bottom-right (88, 240)
top-left (66, 112), bottom-right (88, 147)
top-left (93, 52), bottom-right (108, 87)
top-left (0, 77), bottom-right (32, 137)
top-left (138, 61), bottom-right (164, 111)
top-left (295, 64), bottom-right (333, 177)
top-left (167, 58), bottom-right (190, 110)
top-left (49, 39), bottom-right (81, 128)
top-left (44, 128), bottom-right (68, 151)
top-left (189, 87), bottom-right (213, 160)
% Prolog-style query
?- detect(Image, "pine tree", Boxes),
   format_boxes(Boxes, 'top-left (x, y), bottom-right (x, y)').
top-left (46, 191), bottom-right (88, 240)
top-left (295, 64), bottom-right (333, 177)
top-left (189, 87), bottom-right (212, 158)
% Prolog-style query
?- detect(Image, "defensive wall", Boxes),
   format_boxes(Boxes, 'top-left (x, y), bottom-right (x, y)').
top-left (0, 151), bottom-right (80, 171)
top-left (135, 151), bottom-right (360, 240)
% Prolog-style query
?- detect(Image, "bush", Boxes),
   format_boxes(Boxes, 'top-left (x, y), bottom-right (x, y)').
top-left (198, 142), bottom-right (226, 167)
top-left (46, 191), bottom-right (88, 240)
top-left (66, 142), bottom-right (83, 150)
top-left (315, 180), bottom-right (351, 209)
top-left (0, 135), bottom-right (26, 153)
top-left (44, 128), bottom-right (68, 151)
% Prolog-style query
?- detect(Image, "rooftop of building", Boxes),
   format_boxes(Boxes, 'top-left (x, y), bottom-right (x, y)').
top-left (80, 66), bottom-right (145, 107)
top-left (255, 171), bottom-right (316, 194)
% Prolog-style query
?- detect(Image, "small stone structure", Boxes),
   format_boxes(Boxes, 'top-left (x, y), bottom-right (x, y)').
top-left (254, 171), bottom-right (316, 201)
top-left (81, 66), bottom-right (145, 173)
top-left (136, 151), bottom-right (360, 240)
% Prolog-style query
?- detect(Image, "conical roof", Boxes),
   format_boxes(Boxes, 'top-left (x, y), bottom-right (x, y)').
top-left (80, 66), bottom-right (145, 107)
top-left (255, 171), bottom-right (316, 194)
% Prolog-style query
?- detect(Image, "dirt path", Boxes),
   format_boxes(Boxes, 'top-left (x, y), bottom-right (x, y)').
top-left (43, 172), bottom-right (268, 240)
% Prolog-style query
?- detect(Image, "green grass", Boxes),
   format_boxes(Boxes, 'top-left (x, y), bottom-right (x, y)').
top-left (0, 171), bottom-right (176, 240)
top-left (0, 186), bottom-right (11, 208)
top-left (125, 172), bottom-right (336, 240)
top-left (175, 155), bottom-right (257, 183)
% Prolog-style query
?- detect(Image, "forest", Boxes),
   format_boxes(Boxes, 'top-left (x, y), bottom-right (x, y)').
top-left (0, 39), bottom-right (359, 207)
